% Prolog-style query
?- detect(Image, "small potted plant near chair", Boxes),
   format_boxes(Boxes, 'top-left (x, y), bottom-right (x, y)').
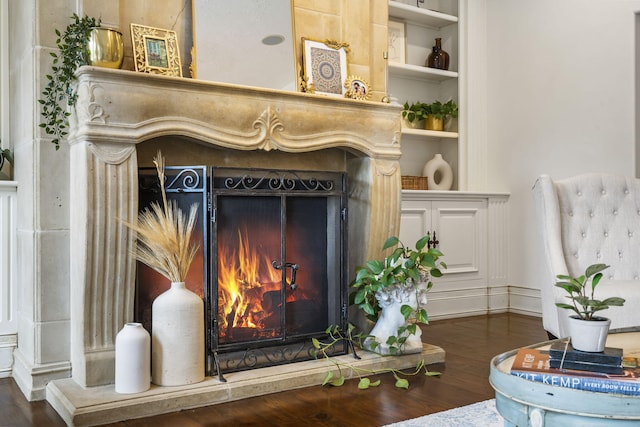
top-left (555, 263), bottom-right (625, 352)
top-left (350, 234), bottom-right (446, 355)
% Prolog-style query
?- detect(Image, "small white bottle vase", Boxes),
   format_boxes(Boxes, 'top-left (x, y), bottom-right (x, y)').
top-left (152, 281), bottom-right (205, 386)
top-left (115, 322), bottom-right (151, 394)
top-left (422, 154), bottom-right (453, 191)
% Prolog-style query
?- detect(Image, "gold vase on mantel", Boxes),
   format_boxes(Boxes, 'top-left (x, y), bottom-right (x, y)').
top-left (87, 27), bottom-right (124, 69)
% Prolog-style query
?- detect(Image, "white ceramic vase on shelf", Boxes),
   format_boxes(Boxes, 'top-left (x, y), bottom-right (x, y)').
top-left (422, 154), bottom-right (453, 191)
top-left (152, 281), bottom-right (205, 386)
top-left (115, 322), bottom-right (150, 394)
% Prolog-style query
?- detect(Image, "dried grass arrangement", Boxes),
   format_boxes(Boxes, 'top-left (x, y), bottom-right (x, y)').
top-left (125, 151), bottom-right (199, 282)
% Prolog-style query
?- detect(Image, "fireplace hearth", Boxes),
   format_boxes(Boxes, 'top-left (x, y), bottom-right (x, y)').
top-left (137, 166), bottom-right (349, 378)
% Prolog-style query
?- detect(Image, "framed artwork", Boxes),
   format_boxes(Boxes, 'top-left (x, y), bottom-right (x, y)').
top-left (301, 38), bottom-right (350, 97)
top-left (344, 75), bottom-right (371, 101)
top-left (130, 23), bottom-right (182, 77)
top-left (388, 19), bottom-right (406, 64)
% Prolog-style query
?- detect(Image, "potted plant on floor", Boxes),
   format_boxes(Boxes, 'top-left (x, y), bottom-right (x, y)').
top-left (555, 263), bottom-right (625, 352)
top-left (350, 234), bottom-right (446, 355)
top-left (39, 14), bottom-right (124, 150)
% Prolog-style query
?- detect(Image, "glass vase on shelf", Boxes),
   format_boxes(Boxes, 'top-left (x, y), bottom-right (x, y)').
top-left (426, 38), bottom-right (449, 70)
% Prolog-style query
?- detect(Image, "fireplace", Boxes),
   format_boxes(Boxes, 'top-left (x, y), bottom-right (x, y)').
top-left (40, 67), bottom-right (449, 426)
top-left (64, 67), bottom-right (403, 388)
top-left (137, 165), bottom-right (349, 377)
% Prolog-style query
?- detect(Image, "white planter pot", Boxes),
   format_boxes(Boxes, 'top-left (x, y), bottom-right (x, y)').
top-left (363, 281), bottom-right (428, 355)
top-left (568, 315), bottom-right (611, 352)
top-left (152, 281), bottom-right (205, 386)
top-left (115, 323), bottom-right (151, 394)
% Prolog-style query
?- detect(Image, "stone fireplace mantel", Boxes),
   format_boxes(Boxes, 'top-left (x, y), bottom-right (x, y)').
top-left (66, 67), bottom-right (404, 389)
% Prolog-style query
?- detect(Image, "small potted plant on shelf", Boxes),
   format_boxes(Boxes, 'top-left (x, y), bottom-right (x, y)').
top-left (555, 263), bottom-right (625, 352)
top-left (423, 99), bottom-right (458, 131)
top-left (0, 145), bottom-right (13, 181)
top-left (401, 101), bottom-right (427, 129)
top-left (350, 234), bottom-right (446, 355)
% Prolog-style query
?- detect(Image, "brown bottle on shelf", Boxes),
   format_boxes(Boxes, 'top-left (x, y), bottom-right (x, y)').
top-left (426, 37), bottom-right (449, 70)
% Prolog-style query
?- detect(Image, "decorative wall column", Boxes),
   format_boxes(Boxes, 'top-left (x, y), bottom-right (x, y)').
top-left (69, 141), bottom-right (138, 387)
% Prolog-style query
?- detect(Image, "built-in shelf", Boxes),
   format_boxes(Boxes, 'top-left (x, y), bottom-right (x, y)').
top-left (388, 1), bottom-right (458, 27)
top-left (389, 63), bottom-right (458, 81)
top-left (401, 128), bottom-right (458, 139)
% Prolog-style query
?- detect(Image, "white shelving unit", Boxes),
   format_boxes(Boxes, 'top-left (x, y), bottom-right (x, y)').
top-left (388, 0), bottom-right (461, 189)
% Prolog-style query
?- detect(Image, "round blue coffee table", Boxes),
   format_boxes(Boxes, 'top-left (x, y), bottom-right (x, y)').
top-left (490, 333), bottom-right (640, 426)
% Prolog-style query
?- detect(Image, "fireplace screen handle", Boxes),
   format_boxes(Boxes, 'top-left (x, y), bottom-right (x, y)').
top-left (271, 261), bottom-right (299, 290)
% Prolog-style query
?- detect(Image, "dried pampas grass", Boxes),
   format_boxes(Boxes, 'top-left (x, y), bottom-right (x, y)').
top-left (124, 150), bottom-right (199, 283)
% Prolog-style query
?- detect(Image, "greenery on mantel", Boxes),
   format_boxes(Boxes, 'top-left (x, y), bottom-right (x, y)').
top-left (39, 14), bottom-right (100, 150)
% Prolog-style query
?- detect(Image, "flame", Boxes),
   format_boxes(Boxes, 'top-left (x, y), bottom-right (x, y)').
top-left (218, 228), bottom-right (283, 340)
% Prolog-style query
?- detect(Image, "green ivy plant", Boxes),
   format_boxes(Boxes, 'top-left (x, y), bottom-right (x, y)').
top-left (401, 102), bottom-right (427, 124)
top-left (555, 263), bottom-right (625, 320)
top-left (0, 147), bottom-right (13, 169)
top-left (401, 100), bottom-right (458, 123)
top-left (312, 324), bottom-right (441, 389)
top-left (423, 99), bottom-right (458, 120)
top-left (39, 14), bottom-right (100, 150)
top-left (350, 234), bottom-right (446, 354)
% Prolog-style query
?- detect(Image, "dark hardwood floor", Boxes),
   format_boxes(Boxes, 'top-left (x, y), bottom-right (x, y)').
top-left (0, 313), bottom-right (547, 426)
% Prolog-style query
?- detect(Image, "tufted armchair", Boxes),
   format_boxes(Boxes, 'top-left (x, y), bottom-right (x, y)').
top-left (532, 173), bottom-right (640, 339)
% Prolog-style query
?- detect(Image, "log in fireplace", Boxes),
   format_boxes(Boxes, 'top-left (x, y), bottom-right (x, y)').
top-left (137, 165), bottom-right (349, 378)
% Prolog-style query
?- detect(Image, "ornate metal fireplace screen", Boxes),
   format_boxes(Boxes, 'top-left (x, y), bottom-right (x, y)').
top-left (137, 166), bottom-right (349, 379)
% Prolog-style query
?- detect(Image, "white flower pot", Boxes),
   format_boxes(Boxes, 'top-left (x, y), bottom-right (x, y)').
top-left (115, 322), bottom-right (151, 393)
top-left (363, 281), bottom-right (428, 355)
top-left (568, 315), bottom-right (611, 352)
top-left (152, 281), bottom-right (205, 386)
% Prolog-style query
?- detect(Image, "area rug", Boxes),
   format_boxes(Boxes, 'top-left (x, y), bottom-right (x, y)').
top-left (384, 399), bottom-right (503, 427)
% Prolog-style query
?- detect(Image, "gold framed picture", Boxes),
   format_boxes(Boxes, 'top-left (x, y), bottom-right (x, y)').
top-left (344, 75), bottom-right (371, 101)
top-left (130, 23), bottom-right (182, 77)
top-left (301, 38), bottom-right (349, 97)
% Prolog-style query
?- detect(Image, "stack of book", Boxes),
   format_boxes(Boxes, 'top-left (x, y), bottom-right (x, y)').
top-left (510, 344), bottom-right (640, 396)
top-left (548, 341), bottom-right (623, 375)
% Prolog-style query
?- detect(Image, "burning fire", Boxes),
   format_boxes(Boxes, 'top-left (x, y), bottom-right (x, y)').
top-left (218, 229), bottom-right (284, 340)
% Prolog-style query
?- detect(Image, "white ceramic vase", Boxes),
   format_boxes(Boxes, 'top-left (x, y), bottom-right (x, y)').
top-left (115, 322), bottom-right (150, 394)
top-left (568, 315), bottom-right (611, 352)
top-left (152, 281), bottom-right (205, 386)
top-left (422, 154), bottom-right (453, 191)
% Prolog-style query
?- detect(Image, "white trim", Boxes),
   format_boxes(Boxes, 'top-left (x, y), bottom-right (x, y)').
top-left (0, 0), bottom-right (9, 149)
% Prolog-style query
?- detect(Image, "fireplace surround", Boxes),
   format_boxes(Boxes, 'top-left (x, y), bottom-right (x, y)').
top-left (63, 66), bottom-right (404, 389)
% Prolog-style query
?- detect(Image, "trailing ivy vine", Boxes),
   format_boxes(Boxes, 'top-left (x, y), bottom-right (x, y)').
top-left (39, 14), bottom-right (99, 150)
top-left (312, 324), bottom-right (441, 390)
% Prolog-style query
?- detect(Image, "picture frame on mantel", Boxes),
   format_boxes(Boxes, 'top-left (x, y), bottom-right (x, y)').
top-left (301, 38), bottom-right (350, 97)
top-left (130, 23), bottom-right (182, 77)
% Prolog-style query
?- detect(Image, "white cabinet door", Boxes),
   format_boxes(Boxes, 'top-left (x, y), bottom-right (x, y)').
top-left (399, 199), bottom-right (486, 284)
top-left (433, 200), bottom-right (486, 280)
